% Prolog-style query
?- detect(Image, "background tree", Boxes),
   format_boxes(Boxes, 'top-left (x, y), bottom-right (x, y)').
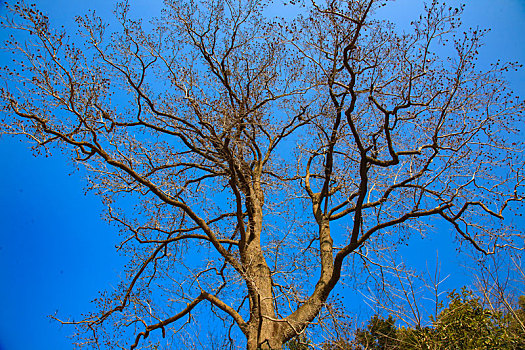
top-left (285, 334), bottom-right (314, 350)
top-left (355, 315), bottom-right (398, 350)
top-left (430, 289), bottom-right (515, 350)
top-left (1, 0), bottom-right (523, 349)
top-left (320, 289), bottom-right (524, 350)
top-left (508, 295), bottom-right (525, 348)
top-left (473, 253), bottom-right (525, 350)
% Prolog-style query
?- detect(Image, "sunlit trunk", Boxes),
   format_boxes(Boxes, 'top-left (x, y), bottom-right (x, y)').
top-left (246, 322), bottom-right (284, 350)
top-left (243, 183), bottom-right (285, 349)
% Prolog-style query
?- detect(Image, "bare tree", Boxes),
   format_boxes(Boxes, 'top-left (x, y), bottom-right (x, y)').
top-left (1, 0), bottom-right (523, 348)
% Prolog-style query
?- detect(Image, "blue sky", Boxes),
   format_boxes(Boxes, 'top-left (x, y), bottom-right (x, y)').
top-left (0, 1), bottom-right (524, 349)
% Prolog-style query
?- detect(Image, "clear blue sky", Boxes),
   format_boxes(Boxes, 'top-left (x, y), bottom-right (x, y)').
top-left (0, 1), bottom-right (524, 349)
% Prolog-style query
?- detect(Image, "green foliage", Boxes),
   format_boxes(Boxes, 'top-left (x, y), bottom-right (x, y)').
top-left (506, 295), bottom-right (525, 350)
top-left (321, 338), bottom-right (354, 350)
top-left (395, 326), bottom-right (433, 350)
top-left (430, 288), bottom-right (512, 349)
top-left (319, 289), bottom-right (525, 350)
top-left (355, 315), bottom-right (398, 350)
top-left (285, 334), bottom-right (313, 350)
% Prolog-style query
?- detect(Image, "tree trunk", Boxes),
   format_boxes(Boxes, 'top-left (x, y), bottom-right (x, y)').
top-left (242, 183), bottom-right (286, 349)
top-left (246, 321), bottom-right (284, 350)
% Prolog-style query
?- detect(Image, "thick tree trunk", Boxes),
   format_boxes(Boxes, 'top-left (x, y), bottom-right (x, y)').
top-left (243, 212), bottom-right (337, 349)
top-left (242, 181), bottom-right (286, 349)
top-left (246, 321), bottom-right (284, 350)
top-left (243, 243), bottom-right (283, 349)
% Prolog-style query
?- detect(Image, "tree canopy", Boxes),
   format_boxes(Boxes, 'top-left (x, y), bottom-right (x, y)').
top-left (1, 0), bottom-right (523, 349)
